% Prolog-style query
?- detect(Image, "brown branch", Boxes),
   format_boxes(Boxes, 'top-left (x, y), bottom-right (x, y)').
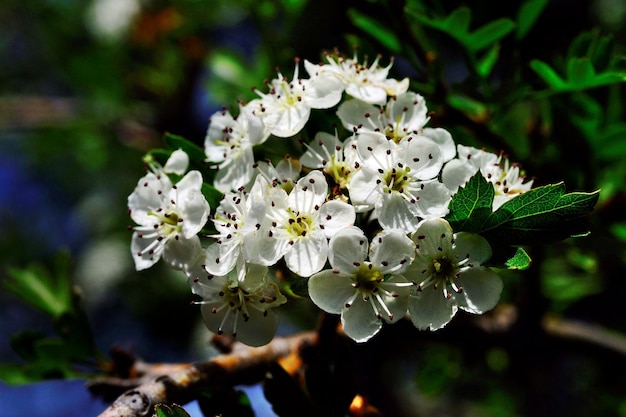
top-left (542, 315), bottom-right (626, 356)
top-left (95, 331), bottom-right (317, 417)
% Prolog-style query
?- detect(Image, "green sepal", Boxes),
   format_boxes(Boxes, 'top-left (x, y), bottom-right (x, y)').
top-left (154, 404), bottom-right (191, 417)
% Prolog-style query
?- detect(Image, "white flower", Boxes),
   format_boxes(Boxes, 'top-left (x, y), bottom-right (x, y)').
top-left (205, 104), bottom-right (269, 193)
top-left (249, 61), bottom-right (343, 138)
top-left (305, 52), bottom-right (409, 105)
top-left (259, 170), bottom-right (356, 277)
top-left (300, 131), bottom-right (360, 190)
top-left (128, 163), bottom-right (210, 271)
top-left (187, 255), bottom-right (287, 347)
top-left (406, 218), bottom-right (503, 331)
top-left (308, 226), bottom-right (415, 343)
top-left (347, 132), bottom-right (450, 232)
top-left (253, 155), bottom-right (302, 194)
top-left (204, 175), bottom-right (269, 276)
top-left (442, 145), bottom-right (534, 210)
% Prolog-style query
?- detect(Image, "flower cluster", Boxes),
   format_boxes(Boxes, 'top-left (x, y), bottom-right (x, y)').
top-left (128, 51), bottom-right (535, 345)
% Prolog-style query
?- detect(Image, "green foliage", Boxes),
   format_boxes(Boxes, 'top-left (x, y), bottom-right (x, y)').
top-left (408, 6), bottom-right (516, 53)
top-left (347, 8), bottom-right (401, 53)
top-left (197, 386), bottom-right (254, 417)
top-left (0, 252), bottom-right (99, 385)
top-left (515, 0), bottom-right (549, 40)
top-left (153, 403), bottom-right (191, 417)
top-left (446, 173), bottom-right (599, 268)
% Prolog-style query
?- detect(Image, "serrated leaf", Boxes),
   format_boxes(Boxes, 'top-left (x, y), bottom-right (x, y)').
top-left (467, 18), bottom-right (516, 52)
top-left (348, 9), bottom-right (401, 53)
top-left (154, 404), bottom-right (191, 417)
top-left (446, 173), bottom-right (495, 233)
top-left (516, 0), bottom-right (549, 40)
top-left (505, 247), bottom-right (532, 270)
top-left (481, 183), bottom-right (600, 245)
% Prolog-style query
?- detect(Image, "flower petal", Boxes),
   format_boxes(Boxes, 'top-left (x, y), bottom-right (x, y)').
top-left (409, 286), bottom-right (457, 331)
top-left (341, 296), bottom-right (383, 342)
top-left (453, 232), bottom-right (492, 265)
top-left (284, 231), bottom-right (328, 277)
top-left (369, 230), bottom-right (415, 275)
top-left (412, 218), bottom-right (454, 257)
top-left (328, 226), bottom-right (368, 273)
top-left (455, 267), bottom-right (503, 314)
top-left (319, 200), bottom-right (355, 238)
top-left (308, 270), bottom-right (357, 314)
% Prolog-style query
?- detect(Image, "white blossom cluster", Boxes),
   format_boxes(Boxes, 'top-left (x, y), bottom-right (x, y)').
top-left (128, 52), bottom-right (534, 345)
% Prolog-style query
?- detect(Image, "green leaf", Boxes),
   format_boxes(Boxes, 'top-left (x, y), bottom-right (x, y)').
top-left (447, 94), bottom-right (489, 122)
top-left (476, 44), bottom-right (500, 78)
top-left (467, 18), bottom-right (516, 52)
top-left (504, 247), bottom-right (532, 270)
top-left (530, 59), bottom-right (567, 89)
top-left (163, 132), bottom-right (207, 168)
top-left (481, 183), bottom-right (600, 245)
top-left (445, 7), bottom-right (472, 33)
top-left (347, 9), bottom-right (401, 53)
top-left (201, 183), bottom-right (224, 212)
top-left (154, 404), bottom-right (191, 417)
top-left (567, 57), bottom-right (596, 86)
top-left (3, 254), bottom-right (73, 317)
top-left (446, 173), bottom-right (495, 233)
top-left (516, 0), bottom-right (549, 40)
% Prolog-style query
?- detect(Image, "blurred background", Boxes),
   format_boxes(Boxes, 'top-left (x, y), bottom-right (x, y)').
top-left (1, 0), bottom-right (626, 416)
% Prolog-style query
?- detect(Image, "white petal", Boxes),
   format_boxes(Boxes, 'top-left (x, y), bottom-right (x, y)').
top-left (375, 192), bottom-right (419, 233)
top-left (420, 128), bottom-right (456, 162)
top-left (130, 232), bottom-right (163, 270)
top-left (346, 168), bottom-right (379, 211)
top-left (300, 132), bottom-right (342, 169)
top-left (409, 287), bottom-right (457, 331)
top-left (386, 92), bottom-right (428, 132)
top-left (284, 232), bottom-right (328, 277)
top-left (341, 296), bottom-right (383, 342)
top-left (128, 173), bottom-right (170, 225)
top-left (204, 242), bottom-right (239, 276)
top-left (308, 270), bottom-right (357, 314)
top-left (413, 180), bottom-right (451, 219)
top-left (399, 135), bottom-right (443, 180)
top-left (163, 235), bottom-right (202, 271)
top-left (180, 188), bottom-right (210, 238)
top-left (233, 308), bottom-right (280, 347)
top-left (289, 170), bottom-right (328, 213)
top-left (455, 268), bottom-right (503, 314)
top-left (319, 200), bottom-right (355, 238)
top-left (356, 132), bottom-right (394, 172)
top-left (306, 74), bottom-right (344, 109)
top-left (441, 159), bottom-right (477, 193)
top-left (380, 275), bottom-right (412, 322)
top-left (336, 99), bottom-right (378, 131)
top-left (412, 218), bottom-right (454, 257)
top-left (453, 232), bottom-right (492, 265)
top-left (328, 226), bottom-right (368, 273)
top-left (243, 232), bottom-right (288, 266)
top-left (263, 103), bottom-right (311, 138)
top-left (213, 146), bottom-right (255, 193)
top-left (164, 149), bottom-right (190, 174)
top-left (346, 84), bottom-right (387, 105)
top-left (369, 230), bottom-right (415, 274)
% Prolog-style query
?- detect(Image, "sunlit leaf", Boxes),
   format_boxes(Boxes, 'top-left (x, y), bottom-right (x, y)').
top-left (446, 173), bottom-right (495, 233)
top-left (530, 60), bottom-right (567, 89)
top-left (476, 44), bottom-right (500, 78)
top-left (447, 94), bottom-right (489, 122)
top-left (504, 247), bottom-right (532, 270)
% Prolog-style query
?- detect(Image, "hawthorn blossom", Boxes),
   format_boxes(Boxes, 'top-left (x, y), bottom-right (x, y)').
top-left (204, 176), bottom-right (269, 276)
top-left (205, 104), bottom-right (269, 193)
top-left (253, 155), bottom-right (302, 193)
top-left (308, 226), bottom-right (415, 342)
top-left (347, 132), bottom-right (451, 232)
top-left (256, 170), bottom-right (356, 277)
top-left (299, 131), bottom-right (360, 190)
top-left (249, 61), bottom-right (343, 138)
top-left (128, 162), bottom-right (210, 271)
top-left (187, 255), bottom-right (287, 347)
top-left (442, 145), bottom-right (534, 209)
top-left (406, 218), bottom-right (503, 331)
top-left (305, 52), bottom-right (409, 105)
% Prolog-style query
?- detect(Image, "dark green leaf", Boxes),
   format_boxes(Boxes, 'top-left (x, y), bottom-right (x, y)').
top-left (347, 9), bottom-right (401, 53)
top-left (530, 60), bottom-right (567, 89)
top-left (516, 0), bottom-right (549, 40)
top-left (567, 58), bottom-right (596, 86)
top-left (467, 18), bottom-right (516, 52)
top-left (201, 183), bottom-right (224, 213)
top-left (154, 404), bottom-right (191, 417)
top-left (197, 386), bottom-right (254, 417)
top-left (446, 173), bottom-right (495, 233)
top-left (445, 7), bottom-right (472, 33)
top-left (481, 183), bottom-right (600, 245)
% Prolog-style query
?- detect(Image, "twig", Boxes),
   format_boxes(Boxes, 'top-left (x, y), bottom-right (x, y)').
top-left (542, 315), bottom-right (626, 356)
top-left (95, 331), bottom-right (317, 417)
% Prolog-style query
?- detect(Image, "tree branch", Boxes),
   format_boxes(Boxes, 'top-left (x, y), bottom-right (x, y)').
top-left (94, 331), bottom-right (317, 417)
